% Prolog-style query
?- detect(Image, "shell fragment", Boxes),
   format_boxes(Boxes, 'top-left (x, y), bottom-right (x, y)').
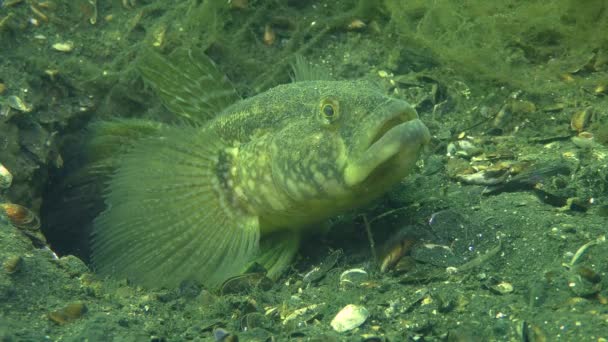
top-left (0, 203), bottom-right (41, 230)
top-left (330, 304), bottom-right (369, 333)
top-left (52, 41), bottom-right (74, 52)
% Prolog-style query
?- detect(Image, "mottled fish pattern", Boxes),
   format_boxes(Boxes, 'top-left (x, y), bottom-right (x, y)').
top-left (89, 48), bottom-right (430, 288)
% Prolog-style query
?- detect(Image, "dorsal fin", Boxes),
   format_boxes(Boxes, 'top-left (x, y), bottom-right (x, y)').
top-left (137, 48), bottom-right (240, 124)
top-left (290, 55), bottom-right (333, 82)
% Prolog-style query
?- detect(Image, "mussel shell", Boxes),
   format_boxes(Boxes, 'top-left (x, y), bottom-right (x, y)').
top-left (220, 272), bottom-right (272, 295)
top-left (0, 203), bottom-right (41, 230)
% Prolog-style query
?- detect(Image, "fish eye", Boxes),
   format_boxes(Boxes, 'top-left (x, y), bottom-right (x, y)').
top-left (323, 104), bottom-right (334, 117)
top-left (319, 97), bottom-right (340, 123)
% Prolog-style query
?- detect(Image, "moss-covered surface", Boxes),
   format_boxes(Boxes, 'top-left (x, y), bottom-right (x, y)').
top-left (2, 0), bottom-right (608, 340)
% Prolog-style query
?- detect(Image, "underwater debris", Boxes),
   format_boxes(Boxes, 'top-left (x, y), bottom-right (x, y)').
top-left (6, 95), bottom-right (32, 112)
top-left (563, 235), bottom-right (606, 269)
top-left (229, 0), bottom-right (248, 10)
top-left (0, 162), bottom-right (47, 246)
top-left (331, 304), bottom-right (369, 333)
top-left (380, 238), bottom-right (416, 273)
top-left (282, 303), bottom-right (325, 327)
top-left (29, 2), bottom-right (49, 23)
top-left (51, 41), bottom-right (74, 52)
top-left (0, 202), bottom-right (40, 230)
top-left (594, 83), bottom-right (608, 96)
top-left (213, 328), bottom-right (238, 342)
top-left (446, 139), bottom-right (483, 159)
top-left (339, 268), bottom-right (369, 288)
top-left (570, 106), bottom-right (595, 132)
top-left (87, 0), bottom-right (97, 25)
top-left (48, 301), bottom-right (87, 325)
top-left (3, 255), bottom-right (23, 274)
top-left (518, 321), bottom-right (548, 342)
top-left (347, 19), bottom-right (366, 30)
top-left (481, 161), bottom-right (571, 196)
top-left (239, 312), bottom-right (269, 332)
top-left (2, 0), bottom-right (24, 7)
top-left (263, 24), bottom-right (275, 46)
top-left (449, 241), bottom-right (502, 273)
top-left (151, 24), bottom-right (166, 48)
top-left (121, 0), bottom-right (136, 9)
top-left (487, 281), bottom-right (514, 295)
top-left (302, 249), bottom-right (343, 284)
top-left (220, 272), bottom-right (273, 295)
top-left (571, 131), bottom-right (596, 149)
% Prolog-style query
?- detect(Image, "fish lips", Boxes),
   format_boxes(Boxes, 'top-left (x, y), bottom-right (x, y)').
top-left (344, 103), bottom-right (430, 187)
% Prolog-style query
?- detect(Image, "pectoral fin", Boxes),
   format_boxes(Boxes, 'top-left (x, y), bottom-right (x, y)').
top-left (91, 125), bottom-right (260, 289)
top-left (254, 231), bottom-right (300, 280)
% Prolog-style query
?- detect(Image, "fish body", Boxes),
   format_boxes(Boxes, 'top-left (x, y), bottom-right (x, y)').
top-left (90, 49), bottom-right (430, 288)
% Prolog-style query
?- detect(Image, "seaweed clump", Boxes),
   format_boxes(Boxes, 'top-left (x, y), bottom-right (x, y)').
top-left (382, 0), bottom-right (608, 95)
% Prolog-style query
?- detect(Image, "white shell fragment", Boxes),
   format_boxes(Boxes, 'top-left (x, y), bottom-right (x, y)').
top-left (282, 303), bottom-right (325, 326)
top-left (339, 268), bottom-right (369, 287)
top-left (52, 41), bottom-right (74, 52)
top-left (330, 304), bottom-right (369, 333)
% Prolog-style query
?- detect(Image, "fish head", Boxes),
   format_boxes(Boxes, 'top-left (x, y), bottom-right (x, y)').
top-left (265, 80), bottom-right (430, 212)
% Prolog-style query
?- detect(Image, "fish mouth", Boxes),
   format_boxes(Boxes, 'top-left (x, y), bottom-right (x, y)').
top-left (344, 101), bottom-right (430, 187)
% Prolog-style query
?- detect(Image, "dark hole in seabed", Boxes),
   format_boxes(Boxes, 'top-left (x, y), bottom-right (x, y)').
top-left (40, 133), bottom-right (103, 263)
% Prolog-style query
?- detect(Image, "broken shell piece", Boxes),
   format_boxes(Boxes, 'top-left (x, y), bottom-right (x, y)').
top-left (542, 103), bottom-right (566, 112)
top-left (571, 107), bottom-right (594, 132)
top-left (346, 19), bottom-right (367, 30)
top-left (571, 131), bottom-right (596, 149)
top-left (3, 255), bottom-right (23, 274)
top-left (490, 281), bottom-right (514, 295)
top-left (52, 41), bottom-right (74, 52)
top-left (510, 100), bottom-right (536, 114)
top-left (282, 303), bottom-right (325, 326)
top-left (0, 163), bottom-right (12, 189)
top-left (446, 139), bottom-right (482, 158)
top-left (347, 19), bottom-right (366, 30)
top-left (0, 203), bottom-right (41, 230)
top-left (7, 95), bottom-right (33, 112)
top-left (339, 268), bottom-right (369, 287)
top-left (263, 24), bottom-right (275, 46)
top-left (454, 168), bottom-right (509, 186)
top-left (380, 238), bottom-right (416, 273)
top-left (302, 249), bottom-right (342, 284)
top-left (152, 24), bottom-right (166, 48)
top-left (220, 272), bottom-right (272, 295)
top-left (48, 301), bottom-right (87, 325)
top-left (229, 0), bottom-right (248, 9)
top-left (595, 84), bottom-right (607, 96)
top-left (331, 304), bottom-right (369, 333)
